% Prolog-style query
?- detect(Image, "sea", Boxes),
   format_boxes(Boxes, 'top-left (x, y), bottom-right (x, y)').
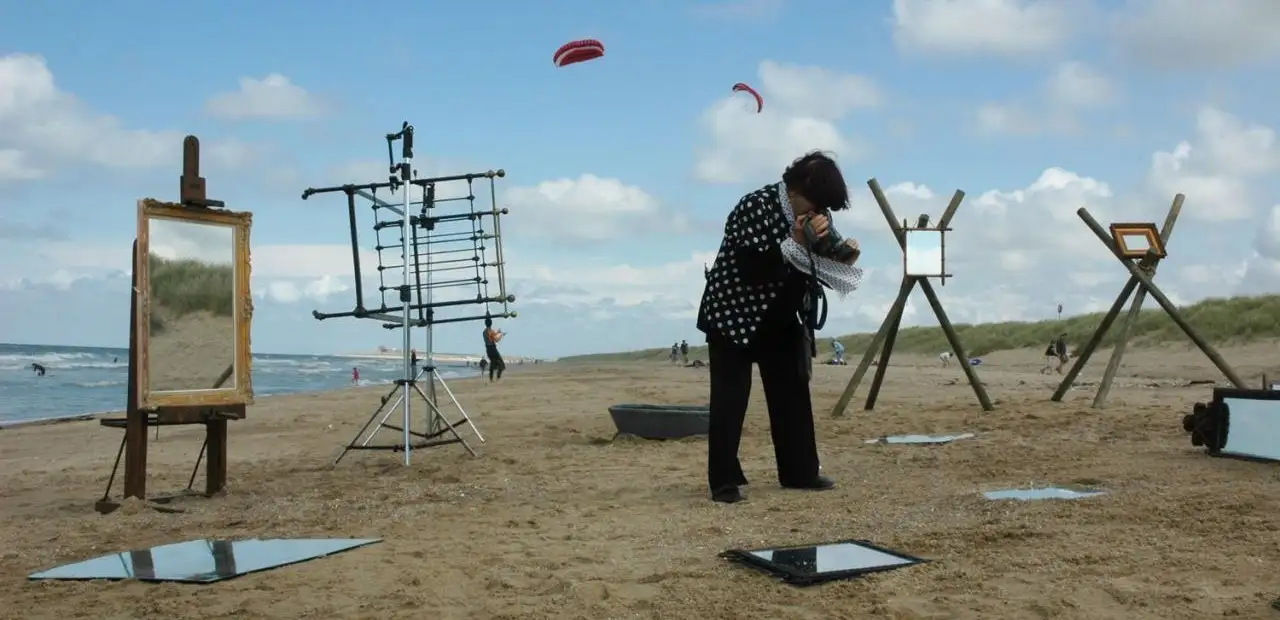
top-left (0, 343), bottom-right (479, 427)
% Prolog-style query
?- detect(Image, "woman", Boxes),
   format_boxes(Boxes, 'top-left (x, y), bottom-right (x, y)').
top-left (696, 151), bottom-right (863, 504)
top-left (482, 318), bottom-right (507, 381)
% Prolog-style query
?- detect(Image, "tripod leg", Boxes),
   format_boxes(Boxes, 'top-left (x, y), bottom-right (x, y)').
top-left (334, 383), bottom-right (403, 465)
top-left (433, 369), bottom-right (485, 442)
top-left (412, 384), bottom-right (477, 457)
top-left (360, 391), bottom-right (405, 448)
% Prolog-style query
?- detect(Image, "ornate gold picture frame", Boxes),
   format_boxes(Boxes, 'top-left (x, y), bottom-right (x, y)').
top-left (134, 199), bottom-right (254, 410)
top-left (1108, 222), bottom-right (1166, 259)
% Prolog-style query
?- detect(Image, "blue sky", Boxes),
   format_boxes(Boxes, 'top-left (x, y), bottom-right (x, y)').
top-left (1, 0), bottom-right (1278, 358)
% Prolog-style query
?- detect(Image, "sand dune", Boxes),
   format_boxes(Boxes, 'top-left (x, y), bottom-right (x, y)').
top-left (2, 342), bottom-right (1279, 619)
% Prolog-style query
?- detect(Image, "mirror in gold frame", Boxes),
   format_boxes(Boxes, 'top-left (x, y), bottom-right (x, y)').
top-left (135, 199), bottom-right (253, 410)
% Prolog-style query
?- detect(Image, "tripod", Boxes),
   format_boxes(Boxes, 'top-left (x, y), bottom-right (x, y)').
top-left (301, 121), bottom-right (513, 466)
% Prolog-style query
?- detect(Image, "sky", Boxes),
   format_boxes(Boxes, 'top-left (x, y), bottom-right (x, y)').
top-left (1, 0), bottom-right (1279, 359)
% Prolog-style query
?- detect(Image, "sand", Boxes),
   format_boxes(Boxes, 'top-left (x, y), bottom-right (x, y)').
top-left (148, 310), bottom-right (236, 392)
top-left (2, 342), bottom-right (1280, 619)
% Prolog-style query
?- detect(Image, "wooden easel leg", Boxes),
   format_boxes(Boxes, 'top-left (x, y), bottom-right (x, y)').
top-left (205, 420), bottom-right (227, 496)
top-left (830, 278), bottom-right (913, 417)
top-left (918, 279), bottom-right (993, 411)
top-left (1050, 277), bottom-right (1139, 402)
top-left (864, 292), bottom-right (907, 411)
top-left (1092, 284), bottom-right (1149, 409)
top-left (123, 239), bottom-right (147, 500)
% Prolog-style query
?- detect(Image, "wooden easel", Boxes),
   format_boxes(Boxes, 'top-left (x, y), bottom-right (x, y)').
top-left (95, 136), bottom-right (247, 514)
top-left (830, 179), bottom-right (994, 417)
top-left (1051, 196), bottom-right (1247, 406)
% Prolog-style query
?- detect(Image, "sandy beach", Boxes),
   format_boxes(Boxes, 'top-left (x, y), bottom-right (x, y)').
top-left (2, 342), bottom-right (1279, 619)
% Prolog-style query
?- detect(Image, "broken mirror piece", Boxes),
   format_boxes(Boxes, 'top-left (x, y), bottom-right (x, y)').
top-left (29, 538), bottom-right (381, 583)
top-left (982, 487), bottom-right (1106, 501)
top-left (864, 433), bottom-right (975, 445)
top-left (720, 539), bottom-right (926, 586)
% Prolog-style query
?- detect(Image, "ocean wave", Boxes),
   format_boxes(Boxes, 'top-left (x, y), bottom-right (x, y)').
top-left (76, 380), bottom-right (125, 388)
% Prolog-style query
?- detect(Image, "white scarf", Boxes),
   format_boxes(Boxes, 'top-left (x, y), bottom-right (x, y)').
top-left (777, 182), bottom-right (863, 297)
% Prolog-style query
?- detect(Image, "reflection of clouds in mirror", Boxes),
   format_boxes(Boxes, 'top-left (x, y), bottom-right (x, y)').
top-left (146, 216), bottom-right (238, 394)
top-left (904, 229), bottom-right (944, 277)
top-left (149, 217), bottom-right (234, 266)
top-left (1122, 232), bottom-right (1150, 251)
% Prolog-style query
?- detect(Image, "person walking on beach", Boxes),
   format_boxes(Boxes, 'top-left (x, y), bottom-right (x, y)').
top-left (697, 151), bottom-right (863, 504)
top-left (669, 342), bottom-right (679, 363)
top-left (679, 340), bottom-right (689, 364)
top-left (831, 340), bottom-right (845, 364)
top-left (351, 367), bottom-right (360, 384)
top-left (483, 318), bottom-right (507, 382)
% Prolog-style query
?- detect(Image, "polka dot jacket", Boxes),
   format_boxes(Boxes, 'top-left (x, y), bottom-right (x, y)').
top-left (696, 183), bottom-right (795, 348)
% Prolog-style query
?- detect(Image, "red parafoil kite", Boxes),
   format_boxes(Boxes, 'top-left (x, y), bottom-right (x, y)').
top-left (554, 39), bottom-right (605, 67)
top-left (732, 82), bottom-right (763, 113)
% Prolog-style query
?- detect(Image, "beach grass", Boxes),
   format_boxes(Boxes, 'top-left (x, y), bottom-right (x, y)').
top-left (147, 253), bottom-right (234, 334)
top-left (559, 293), bottom-right (1280, 363)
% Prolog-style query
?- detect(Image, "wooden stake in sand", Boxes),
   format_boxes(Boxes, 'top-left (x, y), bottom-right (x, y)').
top-left (1051, 195), bottom-right (1247, 407)
top-left (830, 179), bottom-right (994, 417)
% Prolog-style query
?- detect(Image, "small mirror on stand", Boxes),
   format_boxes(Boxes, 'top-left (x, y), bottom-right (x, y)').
top-left (1109, 222), bottom-right (1165, 259)
top-left (903, 215), bottom-right (949, 285)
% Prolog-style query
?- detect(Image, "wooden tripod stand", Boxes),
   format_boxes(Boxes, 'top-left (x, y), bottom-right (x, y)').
top-left (1051, 196), bottom-right (1247, 406)
top-left (830, 179), bottom-right (994, 417)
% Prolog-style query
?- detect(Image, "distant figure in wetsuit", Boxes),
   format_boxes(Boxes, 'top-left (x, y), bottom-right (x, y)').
top-left (483, 318), bottom-right (507, 382)
top-left (31, 363), bottom-right (45, 376)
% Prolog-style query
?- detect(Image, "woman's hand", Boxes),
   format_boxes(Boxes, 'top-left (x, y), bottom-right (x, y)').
top-left (792, 214), bottom-right (829, 246)
top-left (842, 238), bottom-right (860, 264)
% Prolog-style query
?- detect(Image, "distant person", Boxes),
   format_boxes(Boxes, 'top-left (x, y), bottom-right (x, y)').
top-left (112, 357), bottom-right (118, 364)
top-left (680, 340), bottom-right (689, 364)
top-left (479, 357), bottom-right (488, 373)
top-left (831, 340), bottom-right (845, 364)
top-left (30, 363), bottom-right (46, 376)
top-left (669, 342), bottom-right (679, 363)
top-left (939, 351), bottom-right (953, 367)
top-left (411, 349), bottom-right (419, 374)
top-left (1054, 332), bottom-right (1069, 371)
top-left (483, 318), bottom-right (507, 381)
top-left (352, 367), bottom-right (360, 384)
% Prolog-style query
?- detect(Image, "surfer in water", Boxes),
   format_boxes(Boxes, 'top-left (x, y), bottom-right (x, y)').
top-left (31, 363), bottom-right (46, 376)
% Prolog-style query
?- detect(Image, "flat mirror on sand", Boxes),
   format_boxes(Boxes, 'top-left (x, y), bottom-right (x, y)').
top-left (904, 229), bottom-right (944, 277)
top-left (29, 538), bottom-right (381, 583)
top-left (983, 487), bottom-right (1106, 501)
top-left (864, 433), bottom-right (974, 445)
top-left (721, 540), bottom-right (926, 586)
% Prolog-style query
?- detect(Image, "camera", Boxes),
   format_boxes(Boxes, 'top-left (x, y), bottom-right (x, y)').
top-left (802, 211), bottom-right (858, 264)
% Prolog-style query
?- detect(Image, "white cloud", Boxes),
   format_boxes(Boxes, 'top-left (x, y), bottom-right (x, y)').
top-left (693, 60), bottom-right (881, 184)
top-left (204, 73), bottom-right (328, 121)
top-left (1110, 0), bottom-right (1280, 70)
top-left (148, 218), bottom-right (235, 265)
top-left (256, 275), bottom-right (351, 304)
top-left (0, 53), bottom-right (255, 183)
top-left (502, 175), bottom-right (690, 243)
top-left (976, 61), bottom-right (1118, 136)
top-left (1148, 107), bottom-right (1278, 221)
top-left (891, 0), bottom-right (1077, 57)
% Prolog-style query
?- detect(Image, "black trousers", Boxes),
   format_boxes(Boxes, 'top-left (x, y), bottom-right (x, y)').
top-left (486, 345), bottom-right (505, 380)
top-left (707, 318), bottom-right (820, 491)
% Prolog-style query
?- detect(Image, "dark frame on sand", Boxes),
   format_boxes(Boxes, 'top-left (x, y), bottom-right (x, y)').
top-left (95, 136), bottom-right (252, 514)
top-left (1050, 195), bottom-right (1246, 408)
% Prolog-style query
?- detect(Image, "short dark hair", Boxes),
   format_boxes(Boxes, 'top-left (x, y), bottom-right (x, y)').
top-left (782, 151), bottom-right (849, 212)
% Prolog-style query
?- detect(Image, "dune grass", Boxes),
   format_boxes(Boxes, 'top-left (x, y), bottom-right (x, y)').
top-left (147, 253), bottom-right (234, 334)
top-left (558, 294), bottom-right (1280, 363)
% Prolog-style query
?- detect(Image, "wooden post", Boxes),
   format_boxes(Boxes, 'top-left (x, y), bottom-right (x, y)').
top-left (1091, 195), bottom-right (1184, 408)
top-left (829, 179), bottom-right (993, 417)
top-left (124, 240), bottom-right (147, 499)
top-left (1077, 206), bottom-right (1246, 389)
